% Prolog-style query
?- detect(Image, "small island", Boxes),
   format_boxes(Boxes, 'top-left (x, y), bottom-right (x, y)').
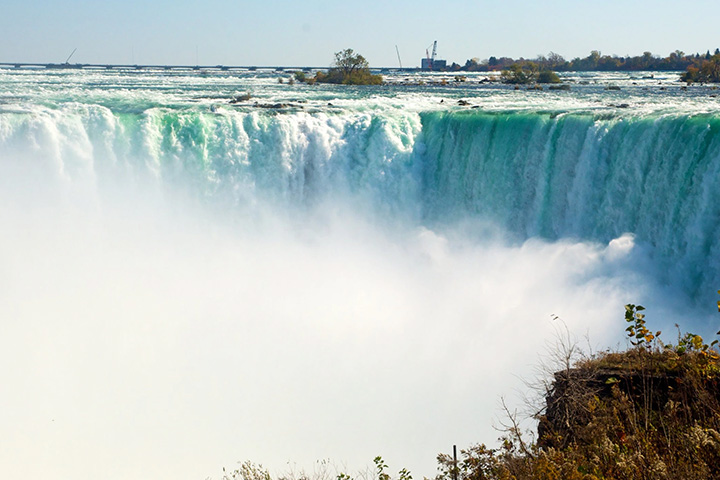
top-left (296, 49), bottom-right (383, 86)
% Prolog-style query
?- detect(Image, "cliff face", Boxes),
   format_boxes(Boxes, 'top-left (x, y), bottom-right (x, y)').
top-left (538, 367), bottom-right (680, 448)
top-left (432, 345), bottom-right (720, 480)
top-left (535, 350), bottom-right (720, 478)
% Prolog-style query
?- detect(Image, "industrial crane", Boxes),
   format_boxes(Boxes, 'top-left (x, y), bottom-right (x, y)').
top-left (425, 41), bottom-right (438, 70)
top-left (64, 48), bottom-right (77, 65)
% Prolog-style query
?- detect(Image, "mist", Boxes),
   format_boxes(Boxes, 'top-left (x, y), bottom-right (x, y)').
top-left (1, 159), bottom-right (701, 480)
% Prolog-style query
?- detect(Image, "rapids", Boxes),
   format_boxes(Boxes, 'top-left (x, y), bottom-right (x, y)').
top-left (1, 68), bottom-right (719, 480)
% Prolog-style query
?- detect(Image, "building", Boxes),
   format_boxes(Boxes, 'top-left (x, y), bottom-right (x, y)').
top-left (421, 58), bottom-right (447, 70)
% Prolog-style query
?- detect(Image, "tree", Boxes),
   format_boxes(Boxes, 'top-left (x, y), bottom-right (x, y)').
top-left (332, 49), bottom-right (369, 77)
top-left (501, 62), bottom-right (539, 84)
top-left (681, 54), bottom-right (720, 83)
top-left (311, 49), bottom-right (383, 85)
top-left (464, 57), bottom-right (481, 71)
top-left (546, 51), bottom-right (565, 70)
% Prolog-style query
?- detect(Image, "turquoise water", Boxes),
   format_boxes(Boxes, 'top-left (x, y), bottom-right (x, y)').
top-left (2, 68), bottom-right (719, 296)
top-left (2, 68), bottom-right (720, 480)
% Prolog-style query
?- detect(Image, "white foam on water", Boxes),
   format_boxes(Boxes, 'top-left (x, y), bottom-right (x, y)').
top-left (1, 69), bottom-right (719, 480)
top-left (0, 167), bottom-right (707, 480)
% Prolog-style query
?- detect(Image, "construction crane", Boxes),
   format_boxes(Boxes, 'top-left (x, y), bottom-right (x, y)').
top-left (425, 41), bottom-right (438, 70)
top-left (64, 48), bottom-right (77, 65)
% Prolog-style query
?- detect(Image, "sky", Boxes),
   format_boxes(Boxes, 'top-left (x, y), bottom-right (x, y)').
top-left (1, 0), bottom-right (719, 67)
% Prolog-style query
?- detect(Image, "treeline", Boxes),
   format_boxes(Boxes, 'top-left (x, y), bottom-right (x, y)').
top-left (682, 53), bottom-right (720, 83)
top-left (447, 48), bottom-right (720, 72)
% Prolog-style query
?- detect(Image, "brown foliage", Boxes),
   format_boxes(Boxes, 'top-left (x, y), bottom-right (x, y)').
top-left (681, 54), bottom-right (720, 83)
top-left (436, 306), bottom-right (720, 480)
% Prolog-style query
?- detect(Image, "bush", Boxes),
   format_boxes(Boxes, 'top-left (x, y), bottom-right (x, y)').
top-left (501, 62), bottom-right (539, 84)
top-left (537, 71), bottom-right (561, 84)
top-left (502, 64), bottom-right (560, 85)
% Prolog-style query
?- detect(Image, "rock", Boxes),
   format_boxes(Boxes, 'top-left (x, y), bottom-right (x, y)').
top-left (229, 93), bottom-right (252, 103)
top-left (538, 363), bottom-right (720, 449)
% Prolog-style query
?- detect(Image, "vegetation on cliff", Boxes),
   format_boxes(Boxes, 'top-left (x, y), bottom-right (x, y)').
top-left (222, 299), bottom-right (720, 480)
top-left (435, 302), bottom-right (720, 480)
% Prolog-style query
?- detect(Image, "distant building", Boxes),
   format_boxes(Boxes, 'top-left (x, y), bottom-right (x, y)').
top-left (421, 58), bottom-right (447, 70)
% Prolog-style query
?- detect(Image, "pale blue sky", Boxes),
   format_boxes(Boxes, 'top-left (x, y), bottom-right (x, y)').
top-left (1, 0), bottom-right (718, 67)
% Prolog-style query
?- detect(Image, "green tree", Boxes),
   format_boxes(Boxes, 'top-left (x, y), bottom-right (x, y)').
top-left (312, 49), bottom-right (383, 85)
top-left (332, 49), bottom-right (369, 77)
top-left (501, 62), bottom-right (539, 84)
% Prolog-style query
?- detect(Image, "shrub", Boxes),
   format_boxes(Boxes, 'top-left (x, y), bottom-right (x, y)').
top-left (537, 70), bottom-right (561, 84)
top-left (501, 62), bottom-right (539, 84)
